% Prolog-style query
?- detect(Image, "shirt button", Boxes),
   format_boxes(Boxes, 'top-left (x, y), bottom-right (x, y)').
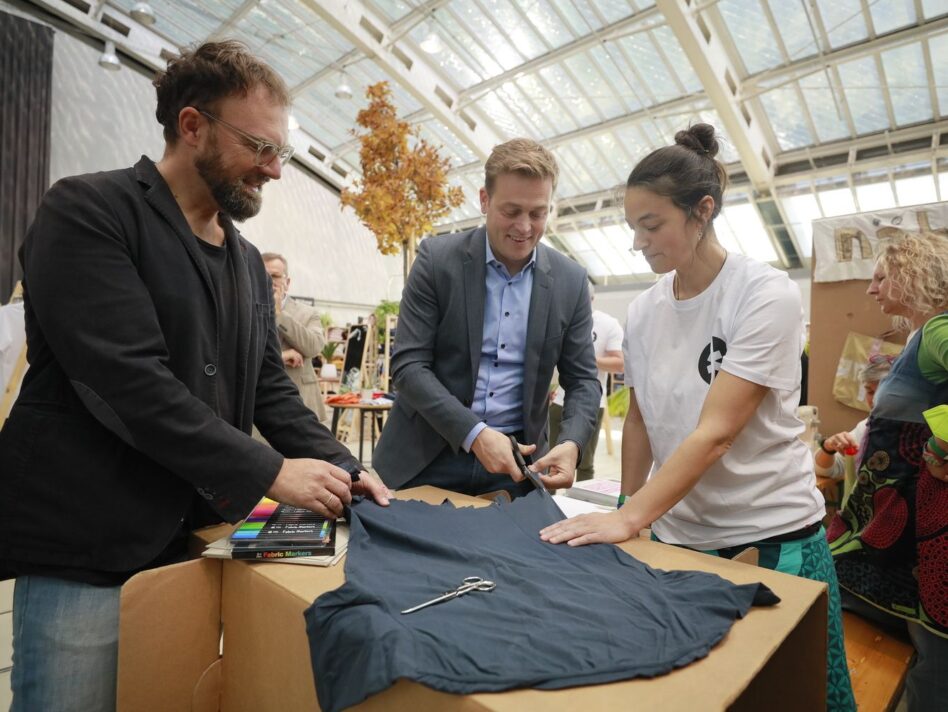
top-left (500, 343), bottom-right (506, 349)
top-left (494, 361), bottom-right (498, 367)
top-left (489, 391), bottom-right (494, 397)
top-left (504, 311), bottom-right (510, 317)
top-left (204, 363), bottom-right (217, 376)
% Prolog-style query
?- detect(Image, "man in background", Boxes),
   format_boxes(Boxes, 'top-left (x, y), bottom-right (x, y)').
top-left (548, 285), bottom-right (624, 481)
top-left (262, 252), bottom-right (330, 426)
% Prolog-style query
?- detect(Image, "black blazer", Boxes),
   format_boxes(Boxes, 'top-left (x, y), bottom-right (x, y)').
top-left (0, 157), bottom-right (359, 574)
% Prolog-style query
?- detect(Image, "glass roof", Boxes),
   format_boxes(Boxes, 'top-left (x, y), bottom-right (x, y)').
top-left (101, 0), bottom-right (947, 278)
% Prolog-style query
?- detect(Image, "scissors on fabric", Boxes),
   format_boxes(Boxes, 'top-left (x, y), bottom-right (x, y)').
top-left (400, 576), bottom-right (497, 615)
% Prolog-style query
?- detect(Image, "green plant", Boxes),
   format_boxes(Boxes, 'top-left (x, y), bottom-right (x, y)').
top-left (319, 312), bottom-right (333, 331)
top-left (374, 300), bottom-right (400, 343)
top-left (320, 341), bottom-right (340, 362)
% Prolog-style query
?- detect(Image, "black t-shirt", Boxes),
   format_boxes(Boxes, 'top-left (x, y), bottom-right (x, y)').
top-left (197, 237), bottom-right (238, 428)
top-left (306, 492), bottom-right (779, 711)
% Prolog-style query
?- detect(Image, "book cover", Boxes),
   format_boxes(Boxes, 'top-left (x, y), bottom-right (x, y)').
top-left (229, 498), bottom-right (335, 555)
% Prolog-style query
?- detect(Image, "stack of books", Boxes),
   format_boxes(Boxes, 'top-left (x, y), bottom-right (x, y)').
top-left (202, 498), bottom-right (346, 567)
top-left (561, 478), bottom-right (622, 507)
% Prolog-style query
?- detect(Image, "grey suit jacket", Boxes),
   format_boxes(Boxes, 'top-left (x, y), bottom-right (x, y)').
top-left (373, 227), bottom-right (601, 489)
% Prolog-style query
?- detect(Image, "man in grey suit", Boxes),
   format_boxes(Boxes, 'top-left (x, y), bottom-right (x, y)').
top-left (373, 138), bottom-right (600, 496)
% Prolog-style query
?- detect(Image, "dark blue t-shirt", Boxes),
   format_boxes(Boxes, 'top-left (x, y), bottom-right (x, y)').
top-left (305, 491), bottom-right (778, 711)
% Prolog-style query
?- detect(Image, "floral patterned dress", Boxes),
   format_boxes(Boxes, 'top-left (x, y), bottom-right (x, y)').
top-left (828, 322), bottom-right (948, 637)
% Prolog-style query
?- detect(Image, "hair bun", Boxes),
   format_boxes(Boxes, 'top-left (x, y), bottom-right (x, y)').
top-left (674, 124), bottom-right (719, 158)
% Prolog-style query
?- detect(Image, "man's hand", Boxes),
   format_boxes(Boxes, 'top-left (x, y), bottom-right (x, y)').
top-left (471, 427), bottom-right (536, 482)
top-left (530, 441), bottom-right (579, 490)
top-left (352, 470), bottom-right (393, 506)
top-left (539, 510), bottom-right (640, 547)
top-left (266, 458), bottom-right (353, 518)
top-left (282, 348), bottom-right (304, 368)
top-left (273, 285), bottom-right (286, 314)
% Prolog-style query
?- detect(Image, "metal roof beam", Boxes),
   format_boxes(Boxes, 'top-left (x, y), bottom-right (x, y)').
top-left (301, 0), bottom-right (500, 161)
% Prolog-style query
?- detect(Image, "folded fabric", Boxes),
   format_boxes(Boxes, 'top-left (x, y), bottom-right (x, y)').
top-left (305, 492), bottom-right (779, 712)
top-left (923, 404), bottom-right (948, 440)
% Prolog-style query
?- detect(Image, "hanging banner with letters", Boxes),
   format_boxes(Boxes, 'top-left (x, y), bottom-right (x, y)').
top-left (812, 201), bottom-right (947, 283)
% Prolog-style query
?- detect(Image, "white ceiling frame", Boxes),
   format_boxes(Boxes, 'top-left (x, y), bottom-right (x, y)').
top-left (301, 0), bottom-right (501, 162)
top-left (657, 0), bottom-right (776, 187)
top-left (448, 92), bottom-right (709, 177)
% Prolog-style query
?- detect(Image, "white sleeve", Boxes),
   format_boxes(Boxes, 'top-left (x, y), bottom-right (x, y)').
top-left (622, 301), bottom-right (638, 381)
top-left (720, 274), bottom-right (802, 391)
top-left (604, 316), bottom-right (624, 352)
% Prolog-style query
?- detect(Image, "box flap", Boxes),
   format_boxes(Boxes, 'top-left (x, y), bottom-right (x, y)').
top-left (117, 557), bottom-right (222, 712)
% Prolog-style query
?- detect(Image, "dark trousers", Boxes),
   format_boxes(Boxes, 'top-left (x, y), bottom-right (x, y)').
top-left (400, 434), bottom-right (534, 499)
top-left (548, 403), bottom-right (603, 481)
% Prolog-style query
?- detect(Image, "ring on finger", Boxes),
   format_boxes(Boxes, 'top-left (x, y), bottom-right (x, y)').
top-left (323, 493), bottom-right (335, 507)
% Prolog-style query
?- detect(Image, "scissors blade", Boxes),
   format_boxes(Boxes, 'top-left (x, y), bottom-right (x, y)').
top-left (509, 435), bottom-right (548, 494)
top-left (401, 590), bottom-right (458, 615)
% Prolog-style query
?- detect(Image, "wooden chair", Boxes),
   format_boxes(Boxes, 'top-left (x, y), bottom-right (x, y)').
top-left (842, 610), bottom-right (913, 712)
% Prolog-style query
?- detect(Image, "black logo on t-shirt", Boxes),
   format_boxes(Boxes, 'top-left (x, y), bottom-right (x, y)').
top-left (698, 337), bottom-right (727, 384)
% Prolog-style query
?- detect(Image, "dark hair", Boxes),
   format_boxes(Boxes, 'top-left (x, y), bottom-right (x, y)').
top-left (153, 40), bottom-right (290, 144)
top-left (626, 123), bottom-right (728, 221)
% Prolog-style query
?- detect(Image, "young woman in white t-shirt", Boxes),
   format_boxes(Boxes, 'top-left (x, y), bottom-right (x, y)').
top-left (541, 124), bottom-right (855, 711)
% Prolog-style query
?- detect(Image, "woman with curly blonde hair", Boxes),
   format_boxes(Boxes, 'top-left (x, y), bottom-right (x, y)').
top-left (828, 231), bottom-right (948, 711)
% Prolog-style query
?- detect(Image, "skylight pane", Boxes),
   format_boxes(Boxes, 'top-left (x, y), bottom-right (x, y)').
top-left (818, 187), bottom-right (856, 217)
top-left (870, 0), bottom-right (916, 35)
top-left (710, 215), bottom-right (743, 253)
top-left (718, 0), bottom-right (782, 74)
top-left (894, 175), bottom-right (938, 206)
top-left (928, 33), bottom-right (948, 117)
top-left (855, 181), bottom-right (897, 212)
top-left (760, 86), bottom-right (815, 149)
top-left (721, 204), bottom-right (778, 262)
top-left (800, 72), bottom-right (850, 143)
top-left (769, 0), bottom-right (819, 62)
top-left (882, 43), bottom-right (932, 126)
top-left (923, 0), bottom-right (948, 18)
top-left (780, 193), bottom-right (822, 258)
top-left (816, 0), bottom-right (868, 48)
top-left (838, 57), bottom-right (890, 133)
top-left (537, 64), bottom-right (588, 128)
top-left (650, 26), bottom-right (702, 94)
top-left (617, 34), bottom-right (680, 103)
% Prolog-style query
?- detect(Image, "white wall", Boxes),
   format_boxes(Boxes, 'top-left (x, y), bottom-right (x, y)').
top-left (42, 20), bottom-right (402, 325)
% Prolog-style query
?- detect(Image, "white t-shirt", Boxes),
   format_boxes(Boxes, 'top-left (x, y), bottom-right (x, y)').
top-left (553, 309), bottom-right (624, 408)
top-left (624, 253), bottom-right (824, 550)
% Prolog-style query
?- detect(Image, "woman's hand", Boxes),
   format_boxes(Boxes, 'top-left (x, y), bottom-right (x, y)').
top-left (539, 510), bottom-right (641, 547)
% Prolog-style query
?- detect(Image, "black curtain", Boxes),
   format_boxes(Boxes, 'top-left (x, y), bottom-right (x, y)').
top-left (0, 11), bottom-right (53, 301)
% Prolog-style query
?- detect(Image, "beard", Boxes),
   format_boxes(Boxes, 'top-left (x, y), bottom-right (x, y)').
top-left (195, 141), bottom-right (264, 222)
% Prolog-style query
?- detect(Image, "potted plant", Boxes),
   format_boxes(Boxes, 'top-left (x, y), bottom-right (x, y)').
top-left (319, 341), bottom-right (340, 378)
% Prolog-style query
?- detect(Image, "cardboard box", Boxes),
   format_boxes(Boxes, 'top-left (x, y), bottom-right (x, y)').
top-left (117, 488), bottom-right (827, 711)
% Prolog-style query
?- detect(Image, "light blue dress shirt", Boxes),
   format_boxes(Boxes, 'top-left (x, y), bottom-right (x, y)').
top-left (461, 236), bottom-right (536, 451)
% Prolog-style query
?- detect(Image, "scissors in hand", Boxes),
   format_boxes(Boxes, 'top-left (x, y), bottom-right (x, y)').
top-left (401, 576), bottom-right (497, 615)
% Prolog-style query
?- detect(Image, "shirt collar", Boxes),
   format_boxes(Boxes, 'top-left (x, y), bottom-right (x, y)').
top-left (484, 233), bottom-right (537, 275)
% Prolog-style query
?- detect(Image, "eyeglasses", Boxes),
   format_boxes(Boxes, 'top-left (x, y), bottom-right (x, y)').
top-left (199, 110), bottom-right (295, 167)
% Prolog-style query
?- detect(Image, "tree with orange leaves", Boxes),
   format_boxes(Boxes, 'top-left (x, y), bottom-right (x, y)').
top-left (341, 81), bottom-right (464, 277)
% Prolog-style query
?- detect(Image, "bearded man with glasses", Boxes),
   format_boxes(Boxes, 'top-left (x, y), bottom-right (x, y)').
top-left (0, 40), bottom-right (390, 711)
